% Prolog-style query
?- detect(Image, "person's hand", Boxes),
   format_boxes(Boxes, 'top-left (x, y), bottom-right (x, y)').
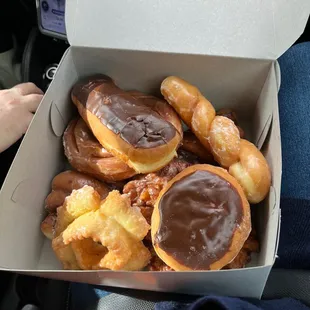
top-left (0, 82), bottom-right (43, 153)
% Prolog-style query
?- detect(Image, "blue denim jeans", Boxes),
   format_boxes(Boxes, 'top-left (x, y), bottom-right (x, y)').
top-left (71, 42), bottom-right (310, 309)
top-left (275, 42), bottom-right (310, 269)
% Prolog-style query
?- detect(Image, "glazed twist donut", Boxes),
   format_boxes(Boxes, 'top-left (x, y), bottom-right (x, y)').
top-left (161, 76), bottom-right (240, 167)
top-left (161, 76), bottom-right (215, 151)
top-left (208, 115), bottom-right (241, 168)
top-left (161, 76), bottom-right (271, 204)
top-left (216, 108), bottom-right (245, 138)
top-left (229, 139), bottom-right (271, 204)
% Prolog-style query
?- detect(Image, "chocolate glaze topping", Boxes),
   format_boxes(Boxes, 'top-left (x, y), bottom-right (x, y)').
top-left (155, 170), bottom-right (243, 270)
top-left (71, 75), bottom-right (177, 149)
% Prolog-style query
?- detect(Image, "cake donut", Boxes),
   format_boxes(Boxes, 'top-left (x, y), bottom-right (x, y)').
top-left (181, 131), bottom-right (214, 163)
top-left (63, 118), bottom-right (136, 182)
top-left (41, 171), bottom-right (111, 239)
top-left (44, 170), bottom-right (110, 213)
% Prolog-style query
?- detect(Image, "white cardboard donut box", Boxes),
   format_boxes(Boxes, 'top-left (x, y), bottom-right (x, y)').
top-left (0, 0), bottom-right (309, 299)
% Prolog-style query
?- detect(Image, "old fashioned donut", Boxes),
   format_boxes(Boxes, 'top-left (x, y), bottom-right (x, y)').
top-left (229, 139), bottom-right (271, 204)
top-left (152, 164), bottom-right (251, 271)
top-left (71, 75), bottom-right (182, 173)
top-left (63, 118), bottom-right (136, 182)
top-left (44, 170), bottom-right (110, 213)
top-left (40, 213), bottom-right (56, 240)
top-left (180, 131), bottom-right (214, 163)
top-left (161, 76), bottom-right (215, 150)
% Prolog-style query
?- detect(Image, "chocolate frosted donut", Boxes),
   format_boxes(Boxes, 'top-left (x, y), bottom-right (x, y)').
top-left (128, 90), bottom-right (183, 137)
top-left (63, 118), bottom-right (136, 182)
top-left (152, 164), bottom-right (251, 271)
top-left (71, 75), bottom-right (182, 173)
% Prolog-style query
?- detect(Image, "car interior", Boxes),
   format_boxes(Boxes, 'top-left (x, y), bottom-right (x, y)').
top-left (0, 1), bottom-right (310, 310)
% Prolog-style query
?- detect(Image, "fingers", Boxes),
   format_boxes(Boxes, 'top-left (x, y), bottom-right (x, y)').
top-left (12, 83), bottom-right (44, 113)
top-left (0, 111), bottom-right (34, 153)
top-left (22, 93), bottom-right (44, 113)
top-left (21, 112), bottom-right (34, 134)
top-left (13, 82), bottom-right (44, 96)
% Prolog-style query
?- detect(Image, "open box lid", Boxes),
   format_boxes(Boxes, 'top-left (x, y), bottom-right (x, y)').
top-left (65, 0), bottom-right (310, 59)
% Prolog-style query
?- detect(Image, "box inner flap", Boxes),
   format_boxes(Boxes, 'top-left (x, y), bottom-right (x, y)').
top-left (66, 0), bottom-right (310, 59)
top-left (0, 49), bottom-right (77, 270)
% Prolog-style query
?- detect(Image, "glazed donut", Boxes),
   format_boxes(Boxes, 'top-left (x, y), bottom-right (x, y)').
top-left (161, 76), bottom-right (215, 151)
top-left (63, 118), bottom-right (136, 182)
top-left (152, 164), bottom-right (251, 271)
top-left (229, 139), bottom-right (271, 204)
top-left (45, 170), bottom-right (110, 213)
top-left (161, 76), bottom-right (240, 167)
top-left (71, 75), bottom-right (182, 174)
top-left (216, 108), bottom-right (245, 138)
top-left (180, 131), bottom-right (214, 163)
top-left (161, 76), bottom-right (271, 203)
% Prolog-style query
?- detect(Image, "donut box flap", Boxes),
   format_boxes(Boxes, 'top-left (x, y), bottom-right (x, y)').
top-left (65, 0), bottom-right (310, 59)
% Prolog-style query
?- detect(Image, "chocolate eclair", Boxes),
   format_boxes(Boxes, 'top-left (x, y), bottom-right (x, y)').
top-left (151, 164), bottom-right (251, 271)
top-left (71, 75), bottom-right (182, 174)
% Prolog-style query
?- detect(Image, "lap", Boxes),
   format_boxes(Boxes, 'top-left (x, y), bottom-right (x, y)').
top-left (276, 42), bottom-right (310, 269)
top-left (70, 42), bottom-right (310, 308)
top-left (278, 42), bottom-right (310, 201)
